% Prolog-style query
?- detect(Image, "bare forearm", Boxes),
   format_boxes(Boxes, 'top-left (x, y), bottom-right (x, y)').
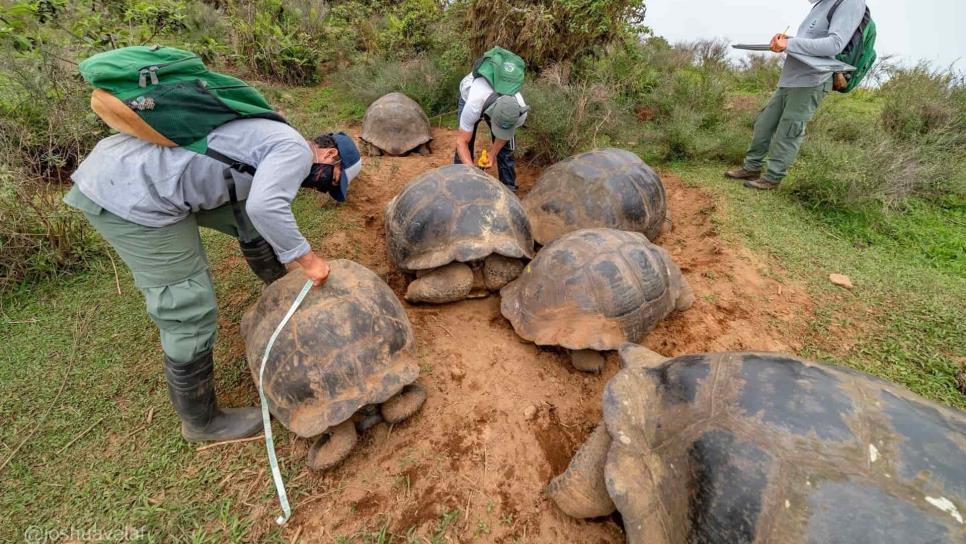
top-left (456, 139), bottom-right (474, 166)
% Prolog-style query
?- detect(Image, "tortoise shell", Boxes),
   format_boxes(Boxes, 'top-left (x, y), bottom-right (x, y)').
top-left (500, 228), bottom-right (686, 351)
top-left (385, 164), bottom-right (535, 272)
top-left (360, 92), bottom-right (433, 156)
top-left (523, 148), bottom-right (667, 245)
top-left (603, 351), bottom-right (966, 543)
top-left (241, 261), bottom-right (418, 438)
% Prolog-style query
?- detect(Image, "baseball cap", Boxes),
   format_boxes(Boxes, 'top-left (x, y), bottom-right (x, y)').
top-left (329, 132), bottom-right (361, 202)
top-left (485, 96), bottom-right (525, 141)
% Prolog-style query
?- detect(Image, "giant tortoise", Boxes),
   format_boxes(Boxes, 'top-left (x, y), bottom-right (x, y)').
top-left (500, 228), bottom-right (692, 372)
top-left (241, 261), bottom-right (426, 470)
top-left (523, 148), bottom-right (667, 245)
top-left (360, 92), bottom-right (433, 156)
top-left (385, 164), bottom-right (535, 304)
top-left (548, 345), bottom-right (966, 543)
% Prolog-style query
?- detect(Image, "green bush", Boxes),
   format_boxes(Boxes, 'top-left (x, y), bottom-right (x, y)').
top-left (517, 66), bottom-right (635, 163)
top-left (0, 168), bottom-right (104, 294)
top-left (881, 64), bottom-right (964, 142)
top-left (790, 66), bottom-right (966, 212)
top-left (466, 0), bottom-right (647, 67)
top-left (225, 0), bottom-right (327, 84)
top-left (337, 53), bottom-right (469, 117)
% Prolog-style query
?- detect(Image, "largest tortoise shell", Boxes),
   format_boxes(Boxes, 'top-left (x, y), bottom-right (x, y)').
top-left (500, 228), bottom-right (686, 351)
top-left (594, 350), bottom-right (966, 543)
top-left (385, 164), bottom-right (535, 272)
top-left (523, 148), bottom-right (667, 245)
top-left (360, 92), bottom-right (433, 156)
top-left (241, 261), bottom-right (418, 438)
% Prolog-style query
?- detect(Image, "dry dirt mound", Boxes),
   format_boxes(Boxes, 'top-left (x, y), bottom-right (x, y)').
top-left (249, 128), bottom-right (812, 542)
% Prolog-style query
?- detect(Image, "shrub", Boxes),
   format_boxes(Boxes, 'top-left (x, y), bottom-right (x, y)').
top-left (225, 0), bottom-right (328, 84)
top-left (517, 65), bottom-right (635, 163)
top-left (0, 51), bottom-right (109, 181)
top-left (734, 53), bottom-right (782, 94)
top-left (0, 168), bottom-right (104, 293)
top-left (465, 0), bottom-right (648, 68)
top-left (881, 64), bottom-right (964, 142)
top-left (337, 53), bottom-right (469, 117)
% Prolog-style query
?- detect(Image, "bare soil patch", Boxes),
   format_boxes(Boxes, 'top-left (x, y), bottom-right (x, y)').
top-left (240, 128), bottom-right (812, 542)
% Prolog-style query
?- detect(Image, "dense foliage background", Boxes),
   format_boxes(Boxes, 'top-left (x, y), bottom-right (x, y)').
top-left (0, 0), bottom-right (963, 291)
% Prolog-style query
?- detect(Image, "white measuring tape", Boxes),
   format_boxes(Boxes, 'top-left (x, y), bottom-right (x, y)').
top-left (257, 279), bottom-right (314, 525)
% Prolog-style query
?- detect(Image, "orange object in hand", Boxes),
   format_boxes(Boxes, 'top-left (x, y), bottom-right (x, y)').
top-left (477, 147), bottom-right (489, 168)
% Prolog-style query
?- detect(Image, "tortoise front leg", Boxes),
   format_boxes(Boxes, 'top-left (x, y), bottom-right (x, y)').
top-left (307, 420), bottom-right (357, 471)
top-left (547, 423), bottom-right (616, 518)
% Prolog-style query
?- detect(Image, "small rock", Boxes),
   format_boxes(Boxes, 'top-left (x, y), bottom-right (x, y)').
top-left (829, 273), bottom-right (854, 289)
top-left (450, 367), bottom-right (465, 380)
top-left (523, 405), bottom-right (538, 421)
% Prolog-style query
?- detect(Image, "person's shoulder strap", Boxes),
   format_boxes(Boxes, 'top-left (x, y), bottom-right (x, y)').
top-left (203, 148), bottom-right (257, 176)
top-left (482, 92), bottom-right (500, 113)
top-left (827, 0), bottom-right (847, 23)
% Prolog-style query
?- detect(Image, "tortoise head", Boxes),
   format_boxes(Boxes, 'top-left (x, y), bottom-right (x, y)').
top-left (618, 343), bottom-right (669, 370)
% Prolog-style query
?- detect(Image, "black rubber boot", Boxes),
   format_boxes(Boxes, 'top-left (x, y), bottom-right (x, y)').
top-left (240, 238), bottom-right (286, 285)
top-left (164, 351), bottom-right (262, 443)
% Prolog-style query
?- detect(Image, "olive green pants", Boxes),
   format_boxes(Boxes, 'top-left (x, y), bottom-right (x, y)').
top-left (65, 186), bottom-right (258, 364)
top-left (744, 79), bottom-right (832, 183)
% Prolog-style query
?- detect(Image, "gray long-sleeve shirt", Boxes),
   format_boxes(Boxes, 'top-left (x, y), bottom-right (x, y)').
top-left (781, 0), bottom-right (867, 88)
top-left (68, 119), bottom-right (313, 263)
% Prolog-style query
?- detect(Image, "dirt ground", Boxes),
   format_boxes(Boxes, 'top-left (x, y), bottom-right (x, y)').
top-left (249, 128), bottom-right (813, 542)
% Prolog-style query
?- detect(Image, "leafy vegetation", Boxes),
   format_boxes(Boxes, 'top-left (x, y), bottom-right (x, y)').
top-left (1, 1), bottom-right (963, 541)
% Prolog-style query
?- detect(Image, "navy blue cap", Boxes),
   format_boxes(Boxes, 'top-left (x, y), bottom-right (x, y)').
top-left (329, 133), bottom-right (361, 202)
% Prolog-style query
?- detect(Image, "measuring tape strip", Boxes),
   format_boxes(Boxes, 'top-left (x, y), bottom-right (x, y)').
top-left (258, 279), bottom-right (314, 525)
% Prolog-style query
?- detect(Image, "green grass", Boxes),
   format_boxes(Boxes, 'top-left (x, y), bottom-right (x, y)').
top-left (674, 163), bottom-right (965, 407)
top-left (1, 92), bottom-right (962, 542)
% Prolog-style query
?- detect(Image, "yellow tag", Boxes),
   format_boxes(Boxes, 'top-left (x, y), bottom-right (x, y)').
top-left (477, 147), bottom-right (489, 167)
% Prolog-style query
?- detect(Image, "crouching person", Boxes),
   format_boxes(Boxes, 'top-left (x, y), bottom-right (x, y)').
top-left (65, 121), bottom-right (361, 442)
top-left (454, 47), bottom-right (529, 191)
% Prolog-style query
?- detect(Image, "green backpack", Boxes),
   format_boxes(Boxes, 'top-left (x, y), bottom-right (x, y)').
top-left (79, 45), bottom-right (286, 155)
top-left (829, 0), bottom-right (877, 93)
top-left (472, 46), bottom-right (526, 96)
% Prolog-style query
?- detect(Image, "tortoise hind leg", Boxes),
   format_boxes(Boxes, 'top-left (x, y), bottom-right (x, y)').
top-left (676, 276), bottom-right (695, 312)
top-left (547, 423), bottom-right (616, 519)
top-left (416, 142), bottom-right (432, 156)
top-left (307, 420), bottom-right (357, 471)
top-left (483, 255), bottom-right (525, 291)
top-left (380, 383), bottom-right (427, 424)
top-left (361, 142), bottom-right (383, 157)
top-left (571, 350), bottom-right (605, 373)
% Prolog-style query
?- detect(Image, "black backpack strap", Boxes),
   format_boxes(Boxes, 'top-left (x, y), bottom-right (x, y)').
top-left (472, 57), bottom-right (485, 80)
top-left (827, 0), bottom-right (846, 23)
top-left (205, 147), bottom-right (256, 242)
top-left (222, 169), bottom-right (254, 244)
top-left (203, 147), bottom-right (257, 176)
top-left (481, 92), bottom-right (500, 115)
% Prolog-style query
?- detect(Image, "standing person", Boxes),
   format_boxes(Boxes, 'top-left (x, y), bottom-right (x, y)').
top-left (454, 47), bottom-right (529, 191)
top-left (726, 0), bottom-right (867, 190)
top-left (64, 120), bottom-right (362, 443)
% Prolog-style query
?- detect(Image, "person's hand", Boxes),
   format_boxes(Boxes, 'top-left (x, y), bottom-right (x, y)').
top-left (296, 251), bottom-right (331, 287)
top-left (479, 156), bottom-right (494, 170)
top-left (770, 34), bottom-right (788, 53)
